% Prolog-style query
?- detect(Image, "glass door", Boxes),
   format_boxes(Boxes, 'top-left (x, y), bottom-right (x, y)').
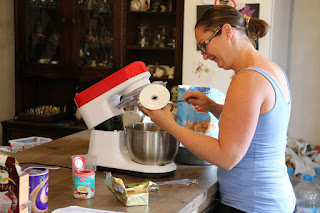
top-left (27, 0), bottom-right (61, 64)
top-left (78, 0), bottom-right (114, 68)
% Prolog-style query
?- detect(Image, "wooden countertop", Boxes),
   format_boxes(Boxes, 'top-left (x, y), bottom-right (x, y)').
top-left (12, 130), bottom-right (218, 213)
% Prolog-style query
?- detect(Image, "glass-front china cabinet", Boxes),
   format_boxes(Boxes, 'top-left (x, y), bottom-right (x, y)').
top-left (1, 0), bottom-right (184, 146)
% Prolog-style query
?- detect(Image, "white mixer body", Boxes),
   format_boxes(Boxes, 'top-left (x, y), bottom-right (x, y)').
top-left (88, 130), bottom-right (177, 175)
top-left (75, 62), bottom-right (151, 129)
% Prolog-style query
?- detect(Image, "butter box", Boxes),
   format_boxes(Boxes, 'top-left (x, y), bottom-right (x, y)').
top-left (104, 172), bottom-right (159, 206)
top-left (0, 155), bottom-right (29, 213)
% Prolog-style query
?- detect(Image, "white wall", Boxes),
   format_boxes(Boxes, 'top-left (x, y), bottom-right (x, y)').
top-left (269, 0), bottom-right (292, 72)
top-left (0, 1), bottom-right (15, 145)
top-left (287, 0), bottom-right (320, 146)
top-left (182, 0), bottom-right (274, 95)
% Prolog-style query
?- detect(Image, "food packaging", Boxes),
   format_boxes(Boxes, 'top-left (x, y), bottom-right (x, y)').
top-left (176, 85), bottom-right (225, 138)
top-left (72, 155), bottom-right (96, 199)
top-left (0, 155), bottom-right (29, 213)
top-left (104, 172), bottom-right (159, 206)
top-left (28, 168), bottom-right (49, 212)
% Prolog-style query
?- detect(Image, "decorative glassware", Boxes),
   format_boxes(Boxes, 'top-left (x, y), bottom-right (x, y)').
top-left (151, 0), bottom-right (162, 12)
top-left (87, 0), bottom-right (97, 10)
top-left (137, 25), bottom-right (151, 47)
top-left (130, 0), bottom-right (142, 12)
top-left (153, 26), bottom-right (167, 48)
top-left (167, 27), bottom-right (176, 48)
top-left (78, 0), bottom-right (113, 66)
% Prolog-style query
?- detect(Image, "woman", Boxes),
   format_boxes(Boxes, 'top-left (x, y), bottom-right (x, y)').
top-left (139, 5), bottom-right (295, 213)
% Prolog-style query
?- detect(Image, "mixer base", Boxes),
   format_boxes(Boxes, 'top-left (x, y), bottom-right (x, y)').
top-left (97, 166), bottom-right (176, 178)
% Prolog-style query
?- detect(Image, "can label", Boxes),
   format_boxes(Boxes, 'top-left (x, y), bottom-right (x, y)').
top-left (29, 168), bottom-right (49, 213)
top-left (74, 169), bottom-right (95, 199)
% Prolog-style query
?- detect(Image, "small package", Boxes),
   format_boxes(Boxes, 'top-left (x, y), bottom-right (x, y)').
top-left (0, 155), bottom-right (29, 213)
top-left (177, 85), bottom-right (225, 138)
top-left (104, 172), bottom-right (158, 206)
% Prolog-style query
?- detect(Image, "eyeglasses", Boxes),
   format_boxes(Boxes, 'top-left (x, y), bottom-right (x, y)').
top-left (198, 26), bottom-right (222, 55)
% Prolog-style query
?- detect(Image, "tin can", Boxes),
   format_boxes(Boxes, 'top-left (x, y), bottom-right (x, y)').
top-left (73, 169), bottom-right (95, 199)
top-left (29, 168), bottom-right (49, 213)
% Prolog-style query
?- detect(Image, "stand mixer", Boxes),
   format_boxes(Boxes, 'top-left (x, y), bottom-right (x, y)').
top-left (74, 61), bottom-right (176, 178)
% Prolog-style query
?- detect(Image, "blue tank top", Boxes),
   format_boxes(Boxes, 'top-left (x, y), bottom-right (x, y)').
top-left (217, 67), bottom-right (296, 213)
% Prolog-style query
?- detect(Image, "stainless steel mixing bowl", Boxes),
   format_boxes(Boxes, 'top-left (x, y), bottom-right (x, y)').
top-left (126, 123), bottom-right (179, 165)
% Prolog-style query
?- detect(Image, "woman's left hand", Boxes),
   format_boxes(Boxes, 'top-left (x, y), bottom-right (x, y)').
top-left (138, 104), bottom-right (176, 132)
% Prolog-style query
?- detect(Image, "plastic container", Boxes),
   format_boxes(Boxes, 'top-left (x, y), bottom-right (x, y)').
top-left (9, 136), bottom-right (52, 151)
top-left (0, 194), bottom-right (12, 213)
top-left (313, 168), bottom-right (320, 190)
top-left (287, 167), bottom-right (299, 187)
top-left (294, 175), bottom-right (320, 212)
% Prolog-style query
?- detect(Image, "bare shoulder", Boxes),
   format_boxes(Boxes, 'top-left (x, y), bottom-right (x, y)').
top-left (228, 67), bottom-right (277, 113)
top-left (229, 68), bottom-right (271, 93)
top-left (248, 63), bottom-right (290, 104)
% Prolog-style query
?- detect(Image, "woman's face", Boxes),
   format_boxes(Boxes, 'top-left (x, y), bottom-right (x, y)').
top-left (195, 26), bottom-right (232, 70)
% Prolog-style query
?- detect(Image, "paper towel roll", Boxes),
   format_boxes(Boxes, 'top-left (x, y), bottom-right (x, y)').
top-left (139, 84), bottom-right (170, 110)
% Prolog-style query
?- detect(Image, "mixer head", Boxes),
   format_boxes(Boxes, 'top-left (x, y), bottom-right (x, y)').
top-left (74, 61), bottom-right (151, 129)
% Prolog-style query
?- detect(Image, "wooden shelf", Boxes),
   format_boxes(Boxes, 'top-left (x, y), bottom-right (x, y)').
top-left (126, 45), bottom-right (175, 51)
top-left (23, 64), bottom-right (113, 81)
top-left (128, 11), bottom-right (176, 16)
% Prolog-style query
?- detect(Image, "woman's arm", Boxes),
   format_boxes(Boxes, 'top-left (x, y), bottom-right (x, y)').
top-left (139, 71), bottom-right (269, 170)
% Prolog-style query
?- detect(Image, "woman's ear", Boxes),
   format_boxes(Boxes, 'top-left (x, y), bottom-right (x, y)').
top-left (222, 24), bottom-right (233, 40)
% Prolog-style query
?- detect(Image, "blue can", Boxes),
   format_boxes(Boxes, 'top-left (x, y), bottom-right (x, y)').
top-left (29, 168), bottom-right (49, 213)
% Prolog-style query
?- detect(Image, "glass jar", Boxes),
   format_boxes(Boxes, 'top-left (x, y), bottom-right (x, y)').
top-left (137, 25), bottom-right (151, 47)
top-left (151, 0), bottom-right (161, 12)
top-left (153, 26), bottom-right (167, 48)
top-left (130, 0), bottom-right (142, 11)
top-left (167, 27), bottom-right (176, 48)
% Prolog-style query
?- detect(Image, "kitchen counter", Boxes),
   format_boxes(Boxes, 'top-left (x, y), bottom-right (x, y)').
top-left (12, 130), bottom-right (219, 213)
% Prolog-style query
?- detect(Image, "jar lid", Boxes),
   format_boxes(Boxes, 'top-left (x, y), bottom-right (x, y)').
top-left (74, 169), bottom-right (95, 178)
top-left (73, 155), bottom-right (86, 171)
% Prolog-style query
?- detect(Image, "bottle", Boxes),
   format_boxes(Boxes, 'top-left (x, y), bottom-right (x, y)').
top-left (313, 168), bottom-right (320, 190)
top-left (287, 167), bottom-right (299, 187)
top-left (294, 175), bottom-right (320, 212)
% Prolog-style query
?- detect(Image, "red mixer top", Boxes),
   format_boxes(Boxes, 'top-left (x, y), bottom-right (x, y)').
top-left (74, 61), bottom-right (149, 108)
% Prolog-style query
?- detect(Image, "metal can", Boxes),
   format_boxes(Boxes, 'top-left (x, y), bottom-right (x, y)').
top-left (73, 169), bottom-right (95, 199)
top-left (29, 168), bottom-right (49, 213)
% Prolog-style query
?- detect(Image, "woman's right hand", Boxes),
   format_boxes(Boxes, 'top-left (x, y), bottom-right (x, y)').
top-left (183, 91), bottom-right (215, 112)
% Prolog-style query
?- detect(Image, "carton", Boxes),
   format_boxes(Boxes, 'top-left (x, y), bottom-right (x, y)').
top-left (0, 155), bottom-right (29, 213)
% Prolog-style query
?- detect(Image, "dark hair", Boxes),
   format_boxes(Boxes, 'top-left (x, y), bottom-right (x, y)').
top-left (196, 5), bottom-right (269, 43)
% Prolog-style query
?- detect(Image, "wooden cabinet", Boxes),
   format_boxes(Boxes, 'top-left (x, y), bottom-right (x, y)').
top-left (1, 119), bottom-right (87, 146)
top-left (123, 0), bottom-right (184, 90)
top-left (14, 0), bottom-right (123, 116)
top-left (2, 0), bottom-right (184, 145)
